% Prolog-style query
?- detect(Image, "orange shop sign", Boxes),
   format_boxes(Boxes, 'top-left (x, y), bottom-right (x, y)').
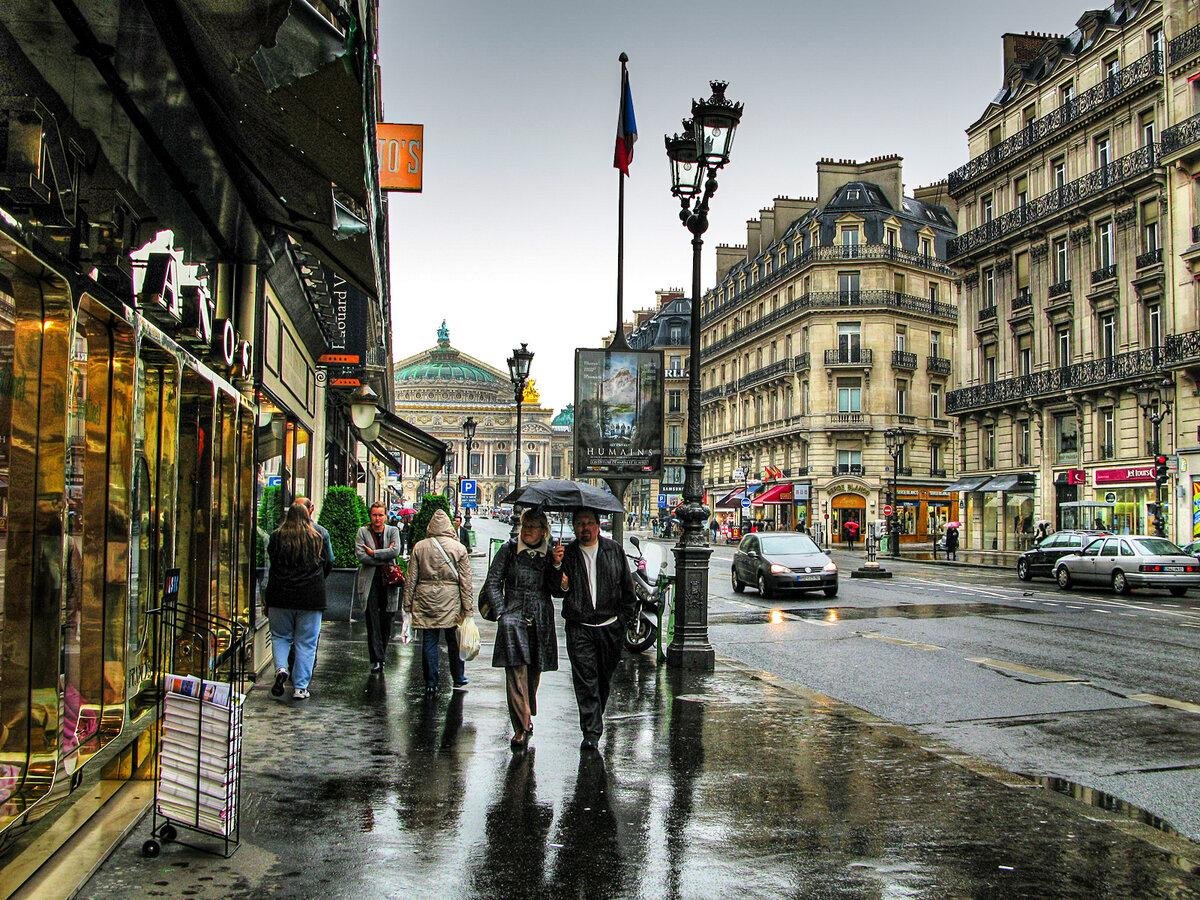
top-left (377, 123), bottom-right (423, 192)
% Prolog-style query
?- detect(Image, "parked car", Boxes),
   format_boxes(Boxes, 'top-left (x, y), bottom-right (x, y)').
top-left (1017, 530), bottom-right (1109, 581)
top-left (1180, 539), bottom-right (1200, 562)
top-left (1054, 535), bottom-right (1200, 596)
top-left (732, 532), bottom-right (838, 599)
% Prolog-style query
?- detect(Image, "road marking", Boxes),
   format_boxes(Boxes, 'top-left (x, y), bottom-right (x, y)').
top-left (860, 632), bottom-right (943, 651)
top-left (1128, 693), bottom-right (1200, 715)
top-left (966, 657), bottom-right (1085, 683)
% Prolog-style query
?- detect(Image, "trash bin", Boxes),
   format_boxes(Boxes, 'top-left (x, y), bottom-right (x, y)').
top-left (468, 529), bottom-right (477, 549)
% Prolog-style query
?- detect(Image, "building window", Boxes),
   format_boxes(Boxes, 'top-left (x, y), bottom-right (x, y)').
top-left (896, 380), bottom-right (908, 415)
top-left (1141, 198), bottom-right (1159, 253)
top-left (1100, 313), bottom-right (1117, 358)
top-left (982, 266), bottom-right (995, 306)
top-left (838, 271), bottom-right (861, 300)
top-left (551, 455), bottom-right (563, 478)
top-left (670, 354), bottom-right (682, 371)
top-left (668, 425), bottom-right (682, 453)
top-left (669, 323), bottom-right (684, 344)
top-left (525, 453), bottom-right (538, 477)
top-left (494, 454), bottom-right (508, 477)
top-left (930, 384), bottom-right (942, 419)
top-left (984, 348), bottom-right (997, 384)
top-left (893, 272), bottom-right (906, 294)
top-left (1055, 413), bottom-right (1078, 462)
top-left (1148, 303), bottom-right (1162, 349)
top-left (886, 227), bottom-right (898, 247)
top-left (895, 325), bottom-right (907, 352)
top-left (929, 282), bottom-right (939, 304)
top-left (930, 331), bottom-right (941, 358)
top-left (1096, 134), bottom-right (1111, 169)
top-left (1060, 81), bottom-right (1075, 107)
top-left (1015, 250), bottom-right (1030, 297)
top-left (1056, 326), bottom-right (1071, 367)
top-left (1017, 335), bottom-right (1032, 376)
top-left (1051, 157), bottom-right (1066, 190)
top-left (837, 322), bottom-right (862, 359)
top-left (1139, 109), bottom-right (1156, 148)
top-left (988, 125), bottom-right (1002, 148)
top-left (840, 226), bottom-right (860, 254)
top-left (469, 452), bottom-right (483, 476)
top-left (930, 443), bottom-right (942, 474)
top-left (668, 390), bottom-right (681, 413)
top-left (1096, 219), bottom-right (1114, 269)
top-left (837, 449), bottom-right (862, 471)
top-left (983, 427), bottom-right (995, 468)
top-left (1150, 27), bottom-right (1164, 60)
top-left (981, 194), bottom-right (994, 224)
top-left (837, 377), bottom-right (862, 414)
top-left (1054, 237), bottom-right (1069, 282)
top-left (1018, 420), bottom-right (1031, 466)
top-left (1104, 55), bottom-right (1120, 83)
top-left (920, 236), bottom-right (933, 257)
top-left (1102, 408), bottom-right (1116, 459)
top-left (1014, 174), bottom-right (1029, 207)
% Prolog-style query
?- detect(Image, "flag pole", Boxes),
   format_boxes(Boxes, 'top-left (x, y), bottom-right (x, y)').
top-left (611, 52), bottom-right (630, 352)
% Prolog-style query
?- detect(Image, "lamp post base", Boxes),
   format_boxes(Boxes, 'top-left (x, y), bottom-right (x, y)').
top-left (668, 501), bottom-right (715, 673)
top-left (666, 642), bottom-right (716, 670)
top-left (851, 565), bottom-right (893, 579)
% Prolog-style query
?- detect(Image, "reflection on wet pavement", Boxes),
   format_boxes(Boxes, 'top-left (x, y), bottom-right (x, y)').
top-left (81, 619), bottom-right (1200, 898)
top-left (711, 602), bottom-right (1049, 626)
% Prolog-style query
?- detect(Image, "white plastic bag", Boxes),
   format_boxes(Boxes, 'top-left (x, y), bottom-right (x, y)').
top-left (458, 616), bottom-right (481, 661)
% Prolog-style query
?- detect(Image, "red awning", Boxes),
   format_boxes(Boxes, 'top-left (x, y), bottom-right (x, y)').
top-left (752, 483), bottom-right (794, 505)
top-left (715, 487), bottom-right (745, 509)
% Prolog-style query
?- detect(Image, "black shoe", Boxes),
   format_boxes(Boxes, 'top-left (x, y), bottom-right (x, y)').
top-left (271, 669), bottom-right (288, 697)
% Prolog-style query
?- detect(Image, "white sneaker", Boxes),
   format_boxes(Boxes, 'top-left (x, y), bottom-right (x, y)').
top-left (292, 688), bottom-right (310, 700)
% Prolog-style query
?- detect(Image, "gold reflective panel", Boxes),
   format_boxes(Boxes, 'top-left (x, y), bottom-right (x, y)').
top-left (237, 411), bottom-right (254, 629)
top-left (174, 366), bottom-right (216, 674)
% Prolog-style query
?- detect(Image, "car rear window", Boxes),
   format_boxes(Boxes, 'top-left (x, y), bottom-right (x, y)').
top-left (1133, 538), bottom-right (1184, 556)
top-left (1065, 536), bottom-right (1083, 548)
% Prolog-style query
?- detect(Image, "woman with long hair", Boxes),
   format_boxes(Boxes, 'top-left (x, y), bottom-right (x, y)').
top-left (265, 502), bottom-right (327, 700)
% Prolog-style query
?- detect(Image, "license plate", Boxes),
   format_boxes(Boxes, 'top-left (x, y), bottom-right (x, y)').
top-left (797, 575), bottom-right (821, 582)
top-left (1166, 566), bottom-right (1184, 572)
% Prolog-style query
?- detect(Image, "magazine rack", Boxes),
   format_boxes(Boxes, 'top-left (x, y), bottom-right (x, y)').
top-left (142, 578), bottom-right (248, 859)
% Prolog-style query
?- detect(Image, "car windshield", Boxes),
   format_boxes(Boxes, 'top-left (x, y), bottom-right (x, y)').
top-left (758, 534), bottom-right (821, 555)
top-left (1133, 538), bottom-right (1184, 556)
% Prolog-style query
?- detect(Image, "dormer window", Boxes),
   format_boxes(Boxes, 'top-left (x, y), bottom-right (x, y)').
top-left (846, 189), bottom-right (861, 200)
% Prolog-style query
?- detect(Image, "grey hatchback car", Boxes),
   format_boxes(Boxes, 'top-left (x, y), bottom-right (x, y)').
top-left (732, 532), bottom-right (838, 598)
top-left (1054, 535), bottom-right (1200, 596)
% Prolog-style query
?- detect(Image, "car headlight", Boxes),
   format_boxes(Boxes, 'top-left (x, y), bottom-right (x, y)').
top-left (769, 563), bottom-right (788, 574)
top-left (823, 562), bottom-right (838, 574)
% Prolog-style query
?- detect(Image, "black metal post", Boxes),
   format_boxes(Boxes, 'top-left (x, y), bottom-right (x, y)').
top-left (890, 449), bottom-right (899, 558)
top-left (511, 381), bottom-right (525, 539)
top-left (1153, 416), bottom-right (1164, 538)
top-left (669, 170), bottom-right (719, 672)
top-left (464, 433), bottom-right (474, 529)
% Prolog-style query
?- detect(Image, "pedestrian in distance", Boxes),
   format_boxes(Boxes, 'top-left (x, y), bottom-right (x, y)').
top-left (295, 496), bottom-right (334, 575)
top-left (453, 513), bottom-right (471, 549)
top-left (355, 501), bottom-right (403, 674)
top-left (844, 518), bottom-right (859, 550)
top-left (264, 504), bottom-right (327, 700)
top-left (551, 508), bottom-right (636, 752)
top-left (483, 509), bottom-right (561, 751)
top-left (404, 508), bottom-right (475, 694)
top-left (945, 524), bottom-right (959, 561)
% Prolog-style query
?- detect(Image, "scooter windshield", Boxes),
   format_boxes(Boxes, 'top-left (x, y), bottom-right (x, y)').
top-left (641, 542), bottom-right (665, 582)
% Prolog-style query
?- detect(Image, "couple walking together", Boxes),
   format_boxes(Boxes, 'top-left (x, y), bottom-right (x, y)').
top-left (484, 508), bottom-right (636, 752)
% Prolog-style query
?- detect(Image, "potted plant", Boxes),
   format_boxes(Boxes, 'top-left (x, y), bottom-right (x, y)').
top-left (318, 486), bottom-right (369, 620)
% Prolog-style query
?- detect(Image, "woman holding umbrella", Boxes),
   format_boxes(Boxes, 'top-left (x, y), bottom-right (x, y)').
top-left (944, 520), bottom-right (960, 561)
top-left (483, 509), bottom-right (562, 751)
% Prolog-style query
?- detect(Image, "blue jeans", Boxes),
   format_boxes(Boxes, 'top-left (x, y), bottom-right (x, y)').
top-left (269, 608), bottom-right (323, 690)
top-left (421, 627), bottom-right (465, 686)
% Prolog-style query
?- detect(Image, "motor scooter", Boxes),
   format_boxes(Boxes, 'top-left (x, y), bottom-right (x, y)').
top-left (624, 536), bottom-right (671, 655)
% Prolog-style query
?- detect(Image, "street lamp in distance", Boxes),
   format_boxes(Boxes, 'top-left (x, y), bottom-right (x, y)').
top-left (1136, 376), bottom-right (1174, 538)
top-left (738, 452), bottom-right (753, 536)
top-left (507, 343), bottom-right (534, 538)
top-left (883, 427), bottom-right (909, 559)
top-left (462, 416), bottom-right (477, 529)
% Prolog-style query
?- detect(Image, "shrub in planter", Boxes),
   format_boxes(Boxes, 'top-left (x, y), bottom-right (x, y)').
top-left (411, 493), bottom-right (451, 545)
top-left (319, 486), bottom-right (367, 568)
top-left (255, 484), bottom-right (283, 567)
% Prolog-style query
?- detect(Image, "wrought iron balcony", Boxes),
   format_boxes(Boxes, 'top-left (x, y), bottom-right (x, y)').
top-left (948, 144), bottom-right (1159, 262)
top-left (928, 356), bottom-right (951, 376)
top-left (1049, 279), bottom-right (1071, 298)
top-left (1170, 22), bottom-right (1200, 65)
top-left (1163, 112), bottom-right (1200, 158)
top-left (891, 350), bottom-right (917, 370)
top-left (1012, 290), bottom-right (1032, 312)
top-left (979, 305), bottom-right (997, 324)
top-left (738, 358), bottom-right (793, 391)
top-left (1099, 443), bottom-right (1116, 460)
top-left (1168, 328), bottom-right (1200, 365)
top-left (946, 50), bottom-right (1162, 196)
top-left (793, 352), bottom-right (810, 373)
top-left (1091, 264), bottom-right (1117, 284)
top-left (832, 464), bottom-right (865, 476)
top-left (1135, 248), bottom-right (1162, 269)
top-left (793, 466), bottom-right (809, 476)
top-left (895, 466), bottom-right (914, 477)
top-left (700, 386), bottom-right (724, 404)
top-left (701, 243), bottom-right (956, 326)
top-left (827, 412), bottom-right (868, 429)
top-left (946, 344), bottom-right (1168, 414)
top-left (824, 347), bottom-right (873, 367)
top-left (931, 468), bottom-right (947, 478)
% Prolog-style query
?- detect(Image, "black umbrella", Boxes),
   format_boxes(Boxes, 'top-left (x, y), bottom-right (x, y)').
top-left (502, 479), bottom-right (625, 514)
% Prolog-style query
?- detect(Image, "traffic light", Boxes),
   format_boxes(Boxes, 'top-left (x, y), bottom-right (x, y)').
top-left (1154, 454), bottom-right (1169, 481)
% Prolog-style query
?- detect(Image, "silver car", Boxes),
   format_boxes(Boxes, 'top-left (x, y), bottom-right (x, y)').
top-left (1054, 535), bottom-right (1200, 597)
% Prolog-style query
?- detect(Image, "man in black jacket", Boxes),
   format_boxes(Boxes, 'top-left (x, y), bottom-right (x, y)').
top-left (551, 508), bottom-right (636, 751)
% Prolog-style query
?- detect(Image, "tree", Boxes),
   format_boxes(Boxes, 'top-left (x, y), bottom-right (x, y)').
top-left (319, 486), bottom-right (368, 568)
top-left (411, 492), bottom-right (451, 545)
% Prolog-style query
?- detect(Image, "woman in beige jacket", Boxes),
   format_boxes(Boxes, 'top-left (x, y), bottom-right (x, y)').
top-left (403, 509), bottom-right (475, 693)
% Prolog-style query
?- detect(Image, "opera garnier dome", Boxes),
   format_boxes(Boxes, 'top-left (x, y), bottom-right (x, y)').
top-left (392, 323), bottom-right (573, 507)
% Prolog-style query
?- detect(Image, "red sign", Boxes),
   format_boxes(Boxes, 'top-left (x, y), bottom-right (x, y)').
top-left (1066, 468), bottom-right (1086, 485)
top-left (377, 123), bottom-right (423, 192)
top-left (1095, 466), bottom-right (1155, 485)
top-left (882, 504), bottom-right (894, 517)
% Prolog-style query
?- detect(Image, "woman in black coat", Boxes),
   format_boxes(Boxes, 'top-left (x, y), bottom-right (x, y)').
top-left (484, 509), bottom-right (560, 751)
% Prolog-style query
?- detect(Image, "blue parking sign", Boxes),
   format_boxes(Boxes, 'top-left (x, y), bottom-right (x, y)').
top-left (460, 479), bottom-right (477, 496)
top-left (658, 494), bottom-right (667, 508)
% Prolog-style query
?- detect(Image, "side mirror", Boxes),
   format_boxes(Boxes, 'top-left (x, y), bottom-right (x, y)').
top-left (629, 535), bottom-right (640, 549)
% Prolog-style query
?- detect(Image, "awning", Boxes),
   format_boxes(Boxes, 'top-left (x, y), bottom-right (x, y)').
top-left (714, 487), bottom-right (745, 509)
top-left (375, 409), bottom-right (447, 470)
top-left (977, 473), bottom-right (1036, 493)
top-left (364, 439), bottom-right (403, 473)
top-left (752, 483), bottom-right (794, 505)
top-left (943, 475), bottom-right (992, 492)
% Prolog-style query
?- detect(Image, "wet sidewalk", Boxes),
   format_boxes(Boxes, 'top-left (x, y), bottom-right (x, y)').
top-left (82, 616), bottom-right (1200, 897)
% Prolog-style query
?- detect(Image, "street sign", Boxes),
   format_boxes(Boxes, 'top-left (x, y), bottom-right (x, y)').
top-left (463, 500), bottom-right (478, 509)
top-left (658, 493), bottom-right (667, 509)
top-left (266, 475), bottom-right (282, 488)
top-left (740, 498), bottom-right (751, 509)
top-left (460, 479), bottom-right (477, 496)
top-left (882, 504), bottom-right (894, 517)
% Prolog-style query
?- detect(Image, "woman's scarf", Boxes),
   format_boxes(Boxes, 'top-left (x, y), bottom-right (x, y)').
top-left (517, 533), bottom-right (548, 558)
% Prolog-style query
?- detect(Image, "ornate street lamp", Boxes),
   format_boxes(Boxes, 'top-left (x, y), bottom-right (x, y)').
top-left (883, 427), bottom-right (908, 558)
top-left (462, 416), bottom-right (477, 529)
top-left (1136, 376), bottom-right (1174, 537)
top-left (738, 451), bottom-right (753, 535)
top-left (507, 343), bottom-right (534, 538)
top-left (664, 80), bottom-right (743, 672)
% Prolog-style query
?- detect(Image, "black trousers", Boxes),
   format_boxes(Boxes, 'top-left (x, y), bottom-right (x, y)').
top-left (565, 621), bottom-right (623, 739)
top-left (365, 581), bottom-right (394, 665)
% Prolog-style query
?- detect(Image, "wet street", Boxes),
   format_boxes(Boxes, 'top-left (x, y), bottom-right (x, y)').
top-left (82, 519), bottom-right (1200, 897)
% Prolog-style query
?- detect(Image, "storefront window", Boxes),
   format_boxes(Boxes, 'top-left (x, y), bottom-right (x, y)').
top-left (1006, 493), bottom-right (1035, 550)
top-left (982, 493), bottom-right (1001, 550)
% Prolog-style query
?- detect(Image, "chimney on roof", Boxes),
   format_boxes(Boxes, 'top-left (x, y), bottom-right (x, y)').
top-left (745, 218), bottom-right (762, 259)
top-left (715, 244), bottom-right (745, 282)
top-left (1001, 31), bottom-right (1057, 75)
top-left (759, 207), bottom-right (776, 246)
top-left (772, 196), bottom-right (816, 234)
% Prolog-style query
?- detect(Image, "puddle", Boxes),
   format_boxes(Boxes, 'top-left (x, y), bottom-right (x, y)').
top-left (1031, 775), bottom-right (1191, 846)
top-left (710, 603), bottom-right (1045, 626)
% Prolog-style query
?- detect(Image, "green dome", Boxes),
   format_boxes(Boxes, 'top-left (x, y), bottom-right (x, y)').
top-left (551, 404), bottom-right (574, 427)
top-left (394, 322), bottom-right (501, 386)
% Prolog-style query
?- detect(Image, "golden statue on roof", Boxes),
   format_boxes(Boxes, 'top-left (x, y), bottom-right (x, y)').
top-left (522, 378), bottom-right (540, 404)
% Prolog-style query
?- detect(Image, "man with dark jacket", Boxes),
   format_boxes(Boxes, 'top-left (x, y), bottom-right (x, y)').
top-left (551, 508), bottom-right (636, 751)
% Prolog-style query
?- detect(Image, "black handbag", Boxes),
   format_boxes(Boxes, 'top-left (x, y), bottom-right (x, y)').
top-left (478, 547), bottom-right (513, 622)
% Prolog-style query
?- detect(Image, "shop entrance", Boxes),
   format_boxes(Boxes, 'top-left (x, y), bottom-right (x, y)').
top-left (831, 492), bottom-right (866, 543)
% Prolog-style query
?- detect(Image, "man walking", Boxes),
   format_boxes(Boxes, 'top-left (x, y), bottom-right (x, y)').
top-left (551, 509), bottom-right (636, 751)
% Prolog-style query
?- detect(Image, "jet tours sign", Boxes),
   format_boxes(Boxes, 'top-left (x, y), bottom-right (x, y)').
top-left (573, 348), bottom-right (663, 478)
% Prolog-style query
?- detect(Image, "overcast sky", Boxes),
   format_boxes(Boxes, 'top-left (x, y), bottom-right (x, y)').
top-left (379, 0), bottom-right (1086, 412)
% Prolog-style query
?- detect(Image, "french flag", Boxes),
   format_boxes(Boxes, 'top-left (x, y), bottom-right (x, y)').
top-left (613, 66), bottom-right (637, 176)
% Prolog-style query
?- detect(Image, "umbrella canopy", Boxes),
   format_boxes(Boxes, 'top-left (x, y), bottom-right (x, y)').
top-left (503, 479), bottom-right (625, 514)
top-left (397, 507), bottom-right (416, 516)
top-left (946, 521), bottom-right (961, 529)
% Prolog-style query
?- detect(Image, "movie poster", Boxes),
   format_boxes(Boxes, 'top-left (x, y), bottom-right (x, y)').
top-left (573, 348), bottom-right (663, 478)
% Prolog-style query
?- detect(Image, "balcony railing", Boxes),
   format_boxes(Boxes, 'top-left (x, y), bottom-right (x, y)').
top-left (832, 464), bottom-right (865, 476)
top-left (947, 344), bottom-right (1170, 413)
top-left (1163, 112), bottom-right (1200, 157)
top-left (827, 412), bottom-right (868, 429)
top-left (738, 358), bottom-right (793, 390)
top-left (824, 347), bottom-right (873, 367)
top-left (931, 468), bottom-right (947, 478)
top-left (1049, 279), bottom-right (1071, 298)
top-left (702, 290), bottom-right (956, 359)
top-left (947, 50), bottom-right (1162, 195)
top-left (979, 305), bottom-right (997, 324)
top-left (894, 466), bottom-right (914, 477)
top-left (948, 144), bottom-right (1159, 261)
top-left (928, 356), bottom-right (951, 376)
top-left (701, 243), bottom-right (956, 325)
top-left (1099, 443), bottom-right (1116, 460)
top-left (1012, 290), bottom-right (1032, 312)
top-left (793, 352), bottom-right (810, 373)
top-left (1091, 264), bottom-right (1117, 284)
top-left (1170, 22), bottom-right (1200, 65)
top-left (891, 350), bottom-right (917, 370)
top-left (1135, 248), bottom-right (1162, 269)
top-left (700, 386), bottom-right (724, 404)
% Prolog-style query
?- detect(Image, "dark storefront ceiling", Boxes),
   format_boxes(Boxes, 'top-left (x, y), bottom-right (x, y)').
top-left (376, 409), bottom-right (447, 471)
